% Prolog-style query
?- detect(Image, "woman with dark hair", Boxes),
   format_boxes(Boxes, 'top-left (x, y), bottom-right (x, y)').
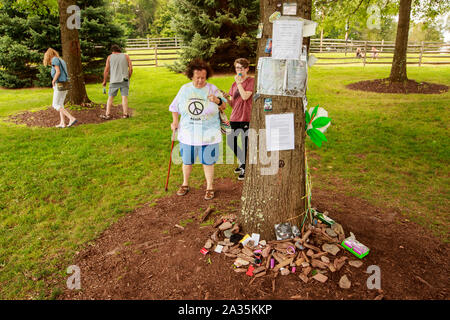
top-left (223, 58), bottom-right (254, 180)
top-left (43, 48), bottom-right (77, 128)
top-left (169, 59), bottom-right (226, 200)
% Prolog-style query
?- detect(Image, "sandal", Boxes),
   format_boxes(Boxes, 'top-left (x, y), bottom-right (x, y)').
top-left (204, 189), bottom-right (215, 201)
top-left (67, 119), bottom-right (78, 127)
top-left (100, 114), bottom-right (111, 120)
top-left (55, 124), bottom-right (65, 128)
top-left (176, 185), bottom-right (189, 196)
top-left (122, 114), bottom-right (131, 119)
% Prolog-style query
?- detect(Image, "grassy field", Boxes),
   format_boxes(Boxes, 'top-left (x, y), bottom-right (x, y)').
top-left (0, 64), bottom-right (449, 299)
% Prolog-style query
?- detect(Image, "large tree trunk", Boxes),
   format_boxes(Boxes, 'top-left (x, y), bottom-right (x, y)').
top-left (240, 0), bottom-right (311, 240)
top-left (57, 0), bottom-right (90, 104)
top-left (389, 0), bottom-right (412, 82)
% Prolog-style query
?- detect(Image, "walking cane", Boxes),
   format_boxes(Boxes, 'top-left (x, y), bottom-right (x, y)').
top-left (165, 129), bottom-right (177, 192)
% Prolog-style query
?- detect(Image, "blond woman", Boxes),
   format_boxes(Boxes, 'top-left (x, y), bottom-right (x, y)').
top-left (43, 48), bottom-right (77, 128)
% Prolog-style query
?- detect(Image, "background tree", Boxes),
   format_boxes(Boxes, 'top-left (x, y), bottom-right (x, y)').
top-left (312, 0), bottom-right (399, 41)
top-left (389, 0), bottom-right (449, 82)
top-left (108, 0), bottom-right (159, 38)
top-left (57, 0), bottom-right (90, 104)
top-left (389, 0), bottom-right (413, 82)
top-left (409, 21), bottom-right (443, 43)
top-left (78, 0), bottom-right (126, 79)
top-left (0, 0), bottom-right (125, 89)
top-left (0, 1), bottom-right (58, 88)
top-left (169, 0), bottom-right (260, 72)
top-left (148, 0), bottom-right (176, 37)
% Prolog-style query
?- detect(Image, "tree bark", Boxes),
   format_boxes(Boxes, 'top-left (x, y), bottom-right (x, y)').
top-left (389, 0), bottom-right (412, 83)
top-left (57, 0), bottom-right (90, 104)
top-left (240, 0), bottom-right (311, 240)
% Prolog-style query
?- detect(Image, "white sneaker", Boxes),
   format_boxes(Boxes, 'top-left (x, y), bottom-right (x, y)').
top-left (55, 124), bottom-right (65, 128)
top-left (238, 169), bottom-right (245, 181)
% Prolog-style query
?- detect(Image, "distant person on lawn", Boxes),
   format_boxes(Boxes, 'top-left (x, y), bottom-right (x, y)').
top-left (101, 45), bottom-right (133, 119)
top-left (169, 59), bottom-right (226, 200)
top-left (43, 48), bottom-right (77, 128)
top-left (355, 47), bottom-right (364, 58)
top-left (371, 46), bottom-right (379, 59)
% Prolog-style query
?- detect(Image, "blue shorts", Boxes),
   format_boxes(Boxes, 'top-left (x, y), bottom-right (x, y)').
top-left (179, 143), bottom-right (219, 165)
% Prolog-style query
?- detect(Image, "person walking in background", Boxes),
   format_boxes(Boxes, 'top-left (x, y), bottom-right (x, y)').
top-left (169, 59), bottom-right (226, 200)
top-left (43, 48), bottom-right (77, 128)
top-left (101, 45), bottom-right (133, 119)
top-left (371, 46), bottom-right (379, 59)
top-left (224, 58), bottom-right (254, 181)
top-left (356, 47), bottom-right (364, 58)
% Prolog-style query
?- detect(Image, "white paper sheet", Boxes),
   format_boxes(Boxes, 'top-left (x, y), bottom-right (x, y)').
top-left (301, 19), bottom-right (318, 37)
top-left (272, 18), bottom-right (304, 60)
top-left (266, 113), bottom-right (295, 151)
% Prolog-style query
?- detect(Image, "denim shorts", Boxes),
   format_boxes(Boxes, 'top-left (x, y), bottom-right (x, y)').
top-left (179, 143), bottom-right (219, 165)
top-left (109, 81), bottom-right (129, 97)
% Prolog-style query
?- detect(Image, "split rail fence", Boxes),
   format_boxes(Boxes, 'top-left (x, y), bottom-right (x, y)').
top-left (310, 38), bottom-right (450, 66)
top-left (126, 37), bottom-right (450, 67)
top-left (126, 37), bottom-right (181, 67)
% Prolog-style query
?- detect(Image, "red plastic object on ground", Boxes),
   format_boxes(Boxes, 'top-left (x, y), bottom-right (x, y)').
top-left (246, 265), bottom-right (255, 276)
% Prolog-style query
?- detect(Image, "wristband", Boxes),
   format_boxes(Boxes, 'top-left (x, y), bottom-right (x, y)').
top-left (217, 99), bottom-right (223, 106)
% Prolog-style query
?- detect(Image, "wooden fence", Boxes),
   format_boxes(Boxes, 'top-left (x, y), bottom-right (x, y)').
top-left (310, 38), bottom-right (450, 66)
top-left (126, 37), bottom-right (450, 67)
top-left (126, 37), bottom-right (182, 67)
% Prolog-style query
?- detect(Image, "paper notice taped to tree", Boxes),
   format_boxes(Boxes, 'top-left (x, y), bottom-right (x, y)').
top-left (272, 18), bottom-right (304, 60)
top-left (265, 113), bottom-right (295, 151)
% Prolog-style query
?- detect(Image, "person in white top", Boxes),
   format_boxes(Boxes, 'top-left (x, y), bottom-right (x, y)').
top-left (101, 45), bottom-right (133, 119)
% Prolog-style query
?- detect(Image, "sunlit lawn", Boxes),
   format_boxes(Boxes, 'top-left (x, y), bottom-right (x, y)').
top-left (0, 64), bottom-right (448, 299)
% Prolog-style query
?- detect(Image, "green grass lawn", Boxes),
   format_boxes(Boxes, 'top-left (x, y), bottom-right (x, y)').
top-left (0, 64), bottom-right (449, 299)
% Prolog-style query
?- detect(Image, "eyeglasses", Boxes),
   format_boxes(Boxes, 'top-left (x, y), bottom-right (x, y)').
top-left (235, 66), bottom-right (245, 70)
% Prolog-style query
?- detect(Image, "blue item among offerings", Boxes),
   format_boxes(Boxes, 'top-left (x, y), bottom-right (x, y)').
top-left (264, 98), bottom-right (273, 111)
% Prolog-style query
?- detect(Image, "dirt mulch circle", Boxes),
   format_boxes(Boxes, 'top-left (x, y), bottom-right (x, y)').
top-left (347, 78), bottom-right (448, 94)
top-left (59, 178), bottom-right (449, 300)
top-left (6, 104), bottom-right (132, 128)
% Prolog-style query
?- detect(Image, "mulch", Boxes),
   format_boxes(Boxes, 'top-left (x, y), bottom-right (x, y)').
top-left (59, 178), bottom-right (449, 300)
top-left (346, 78), bottom-right (448, 94)
top-left (6, 104), bottom-right (132, 128)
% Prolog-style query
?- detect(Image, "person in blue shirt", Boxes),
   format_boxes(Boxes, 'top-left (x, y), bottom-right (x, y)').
top-left (169, 59), bottom-right (226, 200)
top-left (43, 48), bottom-right (77, 128)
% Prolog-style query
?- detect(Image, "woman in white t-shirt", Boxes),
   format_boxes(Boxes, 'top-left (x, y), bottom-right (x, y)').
top-left (169, 59), bottom-right (226, 200)
top-left (43, 48), bottom-right (77, 128)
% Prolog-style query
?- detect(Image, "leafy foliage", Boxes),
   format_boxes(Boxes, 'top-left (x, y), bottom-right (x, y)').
top-left (108, 0), bottom-right (159, 38)
top-left (0, 0), bottom-right (125, 88)
top-left (306, 105), bottom-right (331, 148)
top-left (169, 0), bottom-right (260, 72)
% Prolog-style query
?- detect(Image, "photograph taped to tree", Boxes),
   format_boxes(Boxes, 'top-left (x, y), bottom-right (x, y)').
top-left (257, 58), bottom-right (307, 97)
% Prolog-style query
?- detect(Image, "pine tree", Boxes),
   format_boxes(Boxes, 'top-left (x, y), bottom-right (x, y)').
top-left (0, 0), bottom-right (125, 88)
top-left (170, 0), bottom-right (260, 72)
